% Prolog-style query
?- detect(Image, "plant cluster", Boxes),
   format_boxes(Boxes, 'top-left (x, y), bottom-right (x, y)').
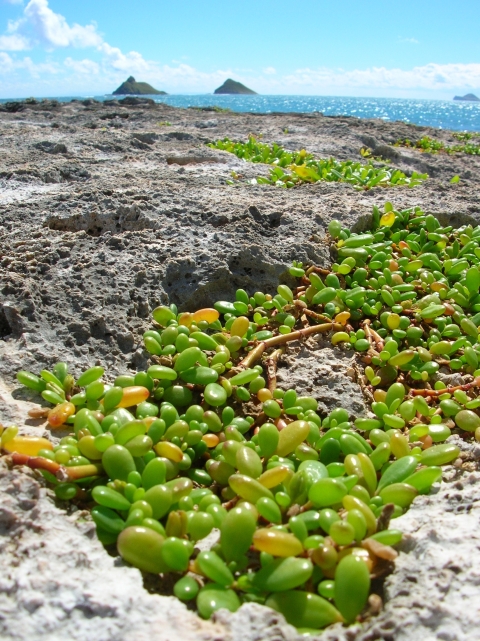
top-left (453, 132), bottom-right (480, 143)
top-left (4, 203), bottom-right (480, 633)
top-left (359, 147), bottom-right (391, 162)
top-left (209, 137), bottom-right (427, 190)
top-left (190, 106), bottom-right (232, 113)
top-left (394, 135), bottom-right (480, 156)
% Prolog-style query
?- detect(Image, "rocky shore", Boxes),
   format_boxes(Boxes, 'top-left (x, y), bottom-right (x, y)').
top-left (1, 97), bottom-right (480, 641)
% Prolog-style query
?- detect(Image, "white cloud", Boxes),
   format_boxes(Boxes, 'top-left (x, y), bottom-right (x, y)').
top-left (22, 0), bottom-right (102, 48)
top-left (138, 63), bottom-right (235, 91)
top-left (281, 63), bottom-right (480, 92)
top-left (0, 52), bottom-right (58, 76)
top-left (64, 56), bottom-right (99, 74)
top-left (398, 37), bottom-right (419, 44)
top-left (263, 66), bottom-right (276, 75)
top-left (1, 0), bottom-right (103, 50)
top-left (99, 42), bottom-right (149, 73)
top-left (0, 0), bottom-right (152, 78)
top-left (0, 51), bottom-right (14, 70)
top-left (2, 58), bottom-right (480, 98)
top-left (0, 33), bottom-right (29, 50)
top-left (21, 55), bottom-right (58, 75)
top-left (154, 63), bottom-right (221, 81)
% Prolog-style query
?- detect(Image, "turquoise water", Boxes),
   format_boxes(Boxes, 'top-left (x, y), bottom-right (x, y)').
top-left (2, 94), bottom-right (480, 131)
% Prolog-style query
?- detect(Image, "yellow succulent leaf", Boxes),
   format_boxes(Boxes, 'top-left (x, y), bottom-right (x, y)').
top-left (192, 308), bottom-right (220, 324)
top-left (290, 165), bottom-right (319, 182)
top-left (380, 211), bottom-right (396, 227)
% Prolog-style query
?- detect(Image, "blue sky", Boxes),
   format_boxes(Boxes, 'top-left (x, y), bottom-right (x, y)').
top-left (0, 0), bottom-right (479, 99)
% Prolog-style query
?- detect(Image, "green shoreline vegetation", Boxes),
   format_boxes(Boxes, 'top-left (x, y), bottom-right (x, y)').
top-left (189, 105), bottom-right (232, 113)
top-left (4, 203), bottom-right (480, 631)
top-left (394, 133), bottom-right (480, 156)
top-left (209, 136), bottom-right (427, 189)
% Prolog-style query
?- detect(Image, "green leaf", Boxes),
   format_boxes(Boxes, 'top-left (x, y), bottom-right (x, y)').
top-left (450, 175), bottom-right (460, 184)
top-left (466, 266), bottom-right (480, 294)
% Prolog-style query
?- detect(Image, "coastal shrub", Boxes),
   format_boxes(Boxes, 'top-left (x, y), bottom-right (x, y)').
top-left (395, 135), bottom-right (480, 156)
top-left (359, 146), bottom-right (390, 161)
top-left (453, 132), bottom-right (480, 142)
top-left (209, 136), bottom-right (314, 166)
top-left (190, 105), bottom-right (232, 113)
top-left (209, 136), bottom-right (427, 189)
top-left (7, 203), bottom-right (480, 632)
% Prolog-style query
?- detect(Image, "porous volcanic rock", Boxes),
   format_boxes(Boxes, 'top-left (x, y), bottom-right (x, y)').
top-left (1, 98), bottom-right (480, 641)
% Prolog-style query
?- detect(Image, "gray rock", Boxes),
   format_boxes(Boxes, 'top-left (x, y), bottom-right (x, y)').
top-left (276, 338), bottom-right (368, 417)
top-left (194, 119), bottom-right (218, 128)
top-left (160, 131), bottom-right (195, 141)
top-left (165, 148), bottom-right (229, 165)
top-left (359, 134), bottom-right (380, 150)
top-left (34, 141), bottom-right (68, 154)
top-left (358, 135), bottom-right (402, 161)
top-left (373, 143), bottom-right (401, 162)
top-left (0, 302), bottom-right (24, 338)
top-left (132, 132), bottom-right (160, 144)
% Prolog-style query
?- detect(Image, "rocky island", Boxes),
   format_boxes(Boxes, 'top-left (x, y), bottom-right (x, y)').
top-left (214, 78), bottom-right (257, 94)
top-left (453, 93), bottom-right (479, 101)
top-left (1, 97), bottom-right (480, 641)
top-left (113, 76), bottom-right (167, 95)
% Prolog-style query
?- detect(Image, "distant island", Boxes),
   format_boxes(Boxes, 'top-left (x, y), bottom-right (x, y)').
top-left (453, 93), bottom-right (479, 102)
top-left (113, 76), bottom-right (167, 95)
top-left (214, 78), bottom-right (257, 95)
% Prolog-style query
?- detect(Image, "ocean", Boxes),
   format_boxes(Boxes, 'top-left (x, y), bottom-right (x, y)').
top-left (2, 94), bottom-right (480, 132)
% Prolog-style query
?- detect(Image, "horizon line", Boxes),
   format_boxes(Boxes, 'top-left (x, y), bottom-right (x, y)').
top-left (1, 93), bottom-right (478, 102)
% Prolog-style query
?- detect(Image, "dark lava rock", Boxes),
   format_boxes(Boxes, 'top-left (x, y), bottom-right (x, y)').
top-left (34, 141), bottom-right (68, 155)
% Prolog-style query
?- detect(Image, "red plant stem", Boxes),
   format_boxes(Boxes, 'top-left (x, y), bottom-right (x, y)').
top-left (266, 348), bottom-right (284, 393)
top-left (238, 342), bottom-right (266, 369)
top-left (239, 323), bottom-right (342, 369)
top-left (410, 376), bottom-right (480, 397)
top-left (10, 453), bottom-right (102, 481)
top-left (363, 319), bottom-right (385, 352)
top-left (262, 322), bottom-right (343, 348)
top-left (303, 309), bottom-right (334, 323)
top-left (57, 464), bottom-right (103, 481)
top-left (10, 452), bottom-right (61, 474)
top-left (306, 266), bottom-right (330, 276)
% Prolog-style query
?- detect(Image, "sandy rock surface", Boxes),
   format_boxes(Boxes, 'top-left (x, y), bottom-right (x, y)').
top-left (1, 97), bottom-right (480, 640)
